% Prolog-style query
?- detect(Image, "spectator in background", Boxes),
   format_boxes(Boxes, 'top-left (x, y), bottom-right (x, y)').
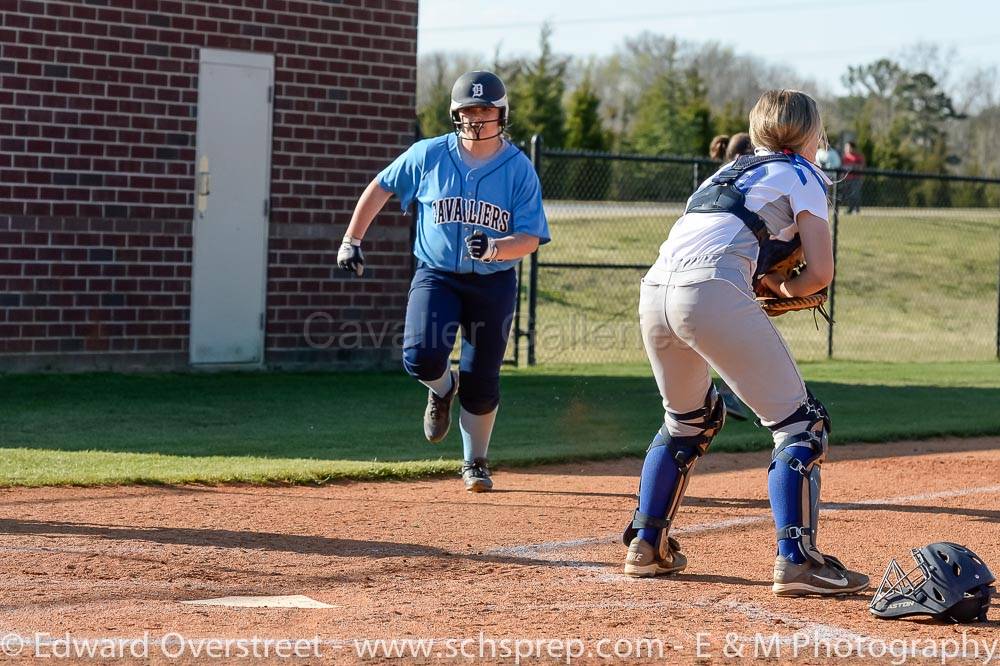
top-left (709, 134), bottom-right (728, 160)
top-left (815, 142), bottom-right (841, 171)
top-left (709, 132), bottom-right (754, 161)
top-left (842, 141), bottom-right (866, 214)
top-left (815, 141), bottom-right (842, 208)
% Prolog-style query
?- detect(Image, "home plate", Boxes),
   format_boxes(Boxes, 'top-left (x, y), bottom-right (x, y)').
top-left (181, 595), bottom-right (335, 609)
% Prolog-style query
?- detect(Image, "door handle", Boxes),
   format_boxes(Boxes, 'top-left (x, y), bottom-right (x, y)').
top-left (196, 155), bottom-right (210, 216)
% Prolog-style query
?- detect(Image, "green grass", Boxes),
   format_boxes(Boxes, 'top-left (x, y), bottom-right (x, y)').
top-left (2, 363), bottom-right (998, 487)
top-left (531, 204), bottom-right (1000, 364)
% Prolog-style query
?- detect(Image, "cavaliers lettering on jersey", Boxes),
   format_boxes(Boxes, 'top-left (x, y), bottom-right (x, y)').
top-left (431, 196), bottom-right (512, 233)
top-left (376, 133), bottom-right (550, 274)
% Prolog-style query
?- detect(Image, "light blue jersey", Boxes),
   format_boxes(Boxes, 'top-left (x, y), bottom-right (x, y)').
top-left (377, 133), bottom-right (550, 274)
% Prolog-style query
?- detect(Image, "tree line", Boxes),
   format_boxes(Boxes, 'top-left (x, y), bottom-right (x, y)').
top-left (417, 27), bottom-right (1000, 199)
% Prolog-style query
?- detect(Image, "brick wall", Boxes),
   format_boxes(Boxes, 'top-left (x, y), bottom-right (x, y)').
top-left (0, 0), bottom-right (417, 371)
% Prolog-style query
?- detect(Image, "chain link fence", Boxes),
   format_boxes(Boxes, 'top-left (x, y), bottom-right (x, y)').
top-left (510, 139), bottom-right (1000, 365)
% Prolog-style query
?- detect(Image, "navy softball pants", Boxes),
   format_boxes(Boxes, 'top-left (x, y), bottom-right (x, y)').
top-left (402, 265), bottom-right (517, 415)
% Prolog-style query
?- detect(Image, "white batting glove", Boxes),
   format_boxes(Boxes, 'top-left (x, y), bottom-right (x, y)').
top-left (337, 234), bottom-right (365, 276)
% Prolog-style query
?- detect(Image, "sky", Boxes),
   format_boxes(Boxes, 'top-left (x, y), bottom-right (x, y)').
top-left (417, 0), bottom-right (997, 96)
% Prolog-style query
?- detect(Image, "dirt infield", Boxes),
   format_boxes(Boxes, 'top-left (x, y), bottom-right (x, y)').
top-left (1, 437), bottom-right (998, 663)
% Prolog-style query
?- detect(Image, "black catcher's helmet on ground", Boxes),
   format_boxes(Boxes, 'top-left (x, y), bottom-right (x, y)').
top-left (870, 542), bottom-right (995, 623)
top-left (450, 70), bottom-right (508, 140)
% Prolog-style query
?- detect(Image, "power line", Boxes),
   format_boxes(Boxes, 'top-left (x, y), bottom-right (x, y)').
top-left (761, 35), bottom-right (1000, 63)
top-left (421, 0), bottom-right (929, 33)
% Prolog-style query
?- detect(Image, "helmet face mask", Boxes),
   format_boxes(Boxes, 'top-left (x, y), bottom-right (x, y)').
top-left (453, 107), bottom-right (503, 142)
top-left (450, 71), bottom-right (509, 141)
top-left (870, 542), bottom-right (995, 623)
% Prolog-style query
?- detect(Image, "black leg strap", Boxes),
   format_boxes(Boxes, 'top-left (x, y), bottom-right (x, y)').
top-left (768, 392), bottom-right (832, 434)
top-left (668, 404), bottom-right (711, 422)
top-left (776, 526), bottom-right (814, 541)
top-left (623, 510), bottom-right (670, 546)
top-left (658, 387), bottom-right (726, 472)
top-left (768, 432), bottom-right (825, 476)
top-left (631, 510), bottom-right (669, 531)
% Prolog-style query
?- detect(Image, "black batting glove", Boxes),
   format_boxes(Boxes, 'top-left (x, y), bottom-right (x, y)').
top-left (465, 231), bottom-right (498, 262)
top-left (337, 235), bottom-right (365, 276)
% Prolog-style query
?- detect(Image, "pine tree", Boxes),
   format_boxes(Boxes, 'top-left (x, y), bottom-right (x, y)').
top-left (713, 101), bottom-right (749, 138)
top-left (564, 75), bottom-right (610, 200)
top-left (416, 85), bottom-right (453, 139)
top-left (506, 23), bottom-right (567, 148)
top-left (677, 69), bottom-right (714, 157)
top-left (565, 75), bottom-right (608, 152)
top-left (626, 67), bottom-right (712, 157)
top-left (416, 53), bottom-right (457, 139)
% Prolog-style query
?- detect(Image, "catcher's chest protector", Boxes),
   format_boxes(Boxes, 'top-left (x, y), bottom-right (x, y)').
top-left (685, 153), bottom-right (803, 277)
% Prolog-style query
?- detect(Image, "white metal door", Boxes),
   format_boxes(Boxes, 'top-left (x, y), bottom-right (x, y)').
top-left (189, 49), bottom-right (274, 365)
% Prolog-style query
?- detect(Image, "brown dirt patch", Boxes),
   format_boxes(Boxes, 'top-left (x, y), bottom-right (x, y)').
top-left (1, 437), bottom-right (998, 663)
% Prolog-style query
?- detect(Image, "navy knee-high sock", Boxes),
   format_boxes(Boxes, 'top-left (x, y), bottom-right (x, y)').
top-left (636, 436), bottom-right (679, 546)
top-left (767, 443), bottom-right (815, 564)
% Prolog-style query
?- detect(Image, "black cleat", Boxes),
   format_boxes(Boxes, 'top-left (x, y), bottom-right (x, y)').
top-left (423, 370), bottom-right (459, 443)
top-left (461, 457), bottom-right (493, 492)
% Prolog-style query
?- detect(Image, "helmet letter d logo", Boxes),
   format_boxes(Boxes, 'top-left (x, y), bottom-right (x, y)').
top-left (472, 83), bottom-right (484, 97)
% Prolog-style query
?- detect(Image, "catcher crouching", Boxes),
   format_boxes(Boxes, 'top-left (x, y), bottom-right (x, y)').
top-left (622, 89), bottom-right (868, 596)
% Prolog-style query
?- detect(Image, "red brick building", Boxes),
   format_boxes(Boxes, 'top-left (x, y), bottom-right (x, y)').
top-left (0, 0), bottom-right (417, 371)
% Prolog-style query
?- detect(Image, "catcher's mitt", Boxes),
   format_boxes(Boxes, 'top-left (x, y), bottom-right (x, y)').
top-left (752, 245), bottom-right (831, 321)
top-left (756, 293), bottom-right (828, 317)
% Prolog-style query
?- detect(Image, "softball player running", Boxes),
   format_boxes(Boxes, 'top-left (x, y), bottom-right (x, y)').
top-left (622, 90), bottom-right (868, 596)
top-left (337, 71), bottom-right (550, 492)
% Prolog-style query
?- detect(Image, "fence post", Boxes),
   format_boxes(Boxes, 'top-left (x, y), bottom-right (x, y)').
top-left (692, 162), bottom-right (700, 193)
top-left (827, 176), bottom-right (840, 359)
top-left (528, 134), bottom-right (542, 366)
top-left (513, 260), bottom-right (523, 366)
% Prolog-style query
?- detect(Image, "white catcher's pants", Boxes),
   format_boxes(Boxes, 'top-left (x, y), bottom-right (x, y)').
top-left (639, 271), bottom-right (808, 437)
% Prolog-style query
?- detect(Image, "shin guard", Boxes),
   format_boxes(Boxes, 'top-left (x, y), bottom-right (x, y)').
top-left (767, 392), bottom-right (831, 565)
top-left (624, 387), bottom-right (726, 554)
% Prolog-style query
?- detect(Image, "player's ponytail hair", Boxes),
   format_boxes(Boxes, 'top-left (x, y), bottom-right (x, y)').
top-left (749, 90), bottom-right (826, 155)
